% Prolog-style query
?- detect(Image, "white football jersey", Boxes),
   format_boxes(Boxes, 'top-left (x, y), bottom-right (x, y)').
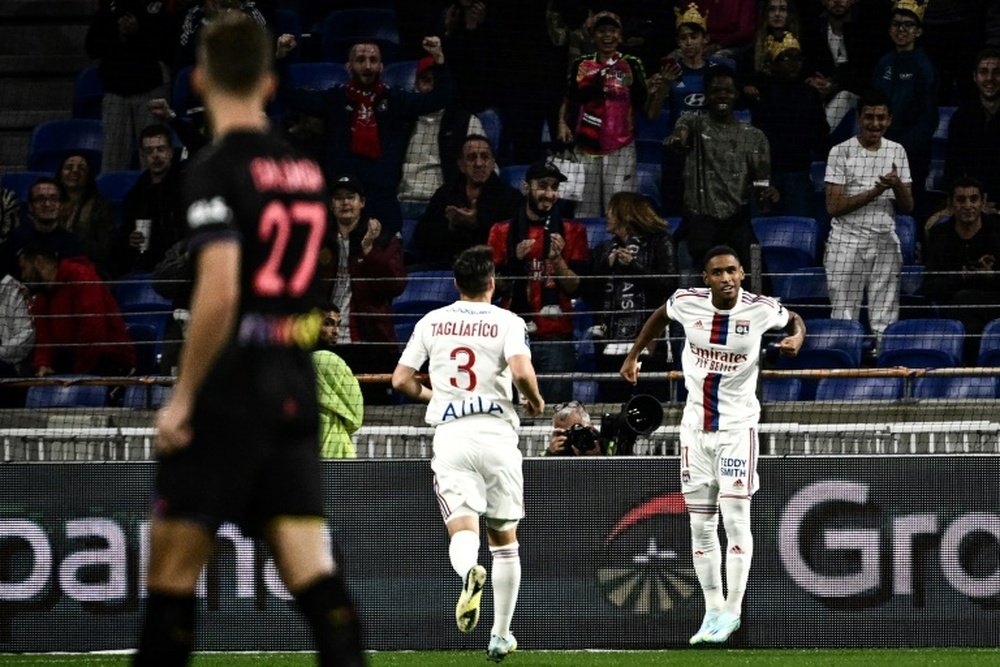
top-left (398, 300), bottom-right (532, 428)
top-left (667, 287), bottom-right (788, 431)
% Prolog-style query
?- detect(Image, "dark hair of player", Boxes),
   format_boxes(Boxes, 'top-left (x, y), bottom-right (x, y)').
top-left (453, 245), bottom-right (495, 297)
top-left (197, 13), bottom-right (274, 96)
top-left (702, 245), bottom-right (741, 270)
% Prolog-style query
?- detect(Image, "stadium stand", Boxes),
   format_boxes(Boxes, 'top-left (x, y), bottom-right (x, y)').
top-left (815, 377), bottom-right (904, 402)
top-left (877, 319), bottom-right (965, 368)
top-left (27, 118), bottom-right (103, 173)
top-left (26, 380), bottom-right (107, 409)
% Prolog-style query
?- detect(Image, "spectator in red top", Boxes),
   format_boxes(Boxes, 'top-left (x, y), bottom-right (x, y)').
top-left (488, 159), bottom-right (589, 401)
top-left (18, 244), bottom-right (135, 377)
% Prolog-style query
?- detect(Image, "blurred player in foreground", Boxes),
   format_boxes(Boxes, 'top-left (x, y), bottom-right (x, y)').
top-left (392, 245), bottom-right (545, 662)
top-left (620, 245), bottom-right (805, 645)
top-left (134, 15), bottom-right (365, 666)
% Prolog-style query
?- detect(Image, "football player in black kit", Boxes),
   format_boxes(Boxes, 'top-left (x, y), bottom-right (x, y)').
top-left (133, 14), bottom-right (365, 667)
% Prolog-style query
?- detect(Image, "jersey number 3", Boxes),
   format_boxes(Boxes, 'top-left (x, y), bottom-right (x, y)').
top-left (449, 346), bottom-right (477, 391)
top-left (254, 200), bottom-right (325, 297)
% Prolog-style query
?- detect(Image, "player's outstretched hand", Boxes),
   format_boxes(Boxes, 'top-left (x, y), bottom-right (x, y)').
top-left (620, 356), bottom-right (641, 385)
top-left (156, 398), bottom-right (193, 456)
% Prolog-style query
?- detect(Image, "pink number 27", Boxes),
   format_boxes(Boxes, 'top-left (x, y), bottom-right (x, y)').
top-left (254, 200), bottom-right (326, 297)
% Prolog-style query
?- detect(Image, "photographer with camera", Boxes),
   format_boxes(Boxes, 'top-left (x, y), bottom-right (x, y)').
top-left (546, 401), bottom-right (603, 456)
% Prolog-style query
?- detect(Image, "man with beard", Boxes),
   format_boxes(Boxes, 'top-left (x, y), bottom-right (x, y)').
top-left (413, 134), bottom-right (522, 268)
top-left (487, 159), bottom-right (588, 402)
top-left (666, 66), bottom-right (779, 269)
top-left (276, 34), bottom-right (452, 236)
top-left (824, 88), bottom-right (913, 355)
top-left (944, 48), bottom-right (1000, 209)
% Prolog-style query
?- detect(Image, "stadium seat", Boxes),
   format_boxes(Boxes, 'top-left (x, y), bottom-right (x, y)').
top-left (775, 267), bottom-right (830, 320)
top-left (926, 159), bottom-right (946, 194)
top-left (382, 60), bottom-right (419, 91)
top-left (123, 384), bottom-right (172, 409)
top-left (392, 270), bottom-right (459, 314)
top-left (0, 170), bottom-right (51, 205)
top-left (27, 119), bottom-right (103, 173)
top-left (127, 323), bottom-right (162, 375)
top-left (288, 62), bottom-right (349, 90)
top-left (895, 214), bottom-right (917, 264)
top-left (752, 216), bottom-right (818, 258)
top-left (72, 64), bottom-right (104, 120)
top-left (778, 318), bottom-right (864, 399)
top-left (932, 106), bottom-right (956, 162)
top-left (113, 273), bottom-right (173, 313)
top-left (912, 375), bottom-right (997, 400)
top-left (976, 318), bottom-right (1000, 366)
top-left (171, 66), bottom-right (201, 115)
top-left (475, 108), bottom-right (502, 153)
top-left (877, 318), bottom-right (965, 368)
top-left (26, 381), bottom-right (107, 408)
top-left (97, 170), bottom-right (141, 230)
top-left (499, 164), bottom-right (527, 192)
top-left (762, 378), bottom-right (802, 402)
top-left (636, 162), bottom-right (662, 212)
top-left (810, 160), bottom-right (826, 192)
top-left (900, 264), bottom-right (924, 297)
top-left (815, 377), bottom-right (903, 402)
top-left (578, 217), bottom-right (611, 249)
top-left (320, 8), bottom-right (400, 63)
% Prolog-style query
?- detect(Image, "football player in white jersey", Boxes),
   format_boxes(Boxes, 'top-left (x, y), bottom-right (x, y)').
top-left (392, 245), bottom-right (544, 662)
top-left (620, 245), bottom-right (805, 645)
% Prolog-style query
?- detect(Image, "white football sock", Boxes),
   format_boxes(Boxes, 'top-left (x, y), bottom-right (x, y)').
top-left (688, 501), bottom-right (724, 611)
top-left (449, 529), bottom-right (480, 578)
top-left (489, 542), bottom-right (520, 638)
top-left (720, 497), bottom-right (753, 616)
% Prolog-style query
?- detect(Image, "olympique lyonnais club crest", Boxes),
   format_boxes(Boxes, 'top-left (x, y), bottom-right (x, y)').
top-left (596, 492), bottom-right (699, 616)
top-left (735, 319), bottom-right (751, 335)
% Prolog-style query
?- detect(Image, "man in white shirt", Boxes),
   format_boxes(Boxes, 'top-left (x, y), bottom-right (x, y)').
top-left (620, 245), bottom-right (805, 646)
top-left (392, 245), bottom-right (544, 662)
top-left (824, 88), bottom-right (914, 351)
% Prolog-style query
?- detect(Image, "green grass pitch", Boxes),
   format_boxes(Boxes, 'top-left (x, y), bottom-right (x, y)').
top-left (2, 650), bottom-right (1000, 666)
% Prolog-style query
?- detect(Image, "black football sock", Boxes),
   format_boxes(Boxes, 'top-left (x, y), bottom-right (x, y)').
top-left (295, 574), bottom-right (366, 667)
top-left (133, 591), bottom-right (196, 666)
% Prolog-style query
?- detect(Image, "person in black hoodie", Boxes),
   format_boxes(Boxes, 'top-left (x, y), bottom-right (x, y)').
top-left (85, 0), bottom-right (174, 170)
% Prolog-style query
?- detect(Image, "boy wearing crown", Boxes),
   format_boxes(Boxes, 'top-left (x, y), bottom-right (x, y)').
top-left (748, 32), bottom-right (828, 218)
top-left (871, 0), bottom-right (938, 219)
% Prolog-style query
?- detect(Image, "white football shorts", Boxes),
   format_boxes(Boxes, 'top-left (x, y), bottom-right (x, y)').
top-left (431, 414), bottom-right (524, 523)
top-left (679, 424), bottom-right (759, 499)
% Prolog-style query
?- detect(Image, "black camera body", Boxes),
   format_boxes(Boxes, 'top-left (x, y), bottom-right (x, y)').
top-left (600, 394), bottom-right (664, 455)
top-left (561, 423), bottom-right (600, 454)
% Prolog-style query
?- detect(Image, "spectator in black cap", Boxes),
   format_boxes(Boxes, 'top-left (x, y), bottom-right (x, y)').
top-left (487, 159), bottom-right (589, 402)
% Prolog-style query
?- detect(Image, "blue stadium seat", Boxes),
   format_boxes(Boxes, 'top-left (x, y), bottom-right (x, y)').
top-left (895, 214), bottom-right (917, 264)
top-left (26, 380), bottom-right (107, 408)
top-left (778, 318), bottom-right (864, 399)
top-left (171, 66), bottom-right (200, 115)
top-left (27, 119), bottom-right (103, 173)
top-left (925, 159), bottom-right (946, 193)
top-left (815, 377), bottom-right (903, 402)
top-left (932, 106), bottom-right (956, 162)
top-left (113, 273), bottom-right (173, 313)
top-left (900, 264), bottom-right (924, 297)
top-left (320, 8), bottom-right (400, 63)
top-left (123, 384), bottom-right (172, 409)
top-left (72, 64), bottom-right (104, 120)
top-left (810, 160), bottom-right (826, 192)
top-left (475, 108), bottom-right (502, 153)
top-left (752, 216), bottom-right (818, 258)
top-left (912, 375), bottom-right (997, 400)
top-left (976, 318), bottom-right (1000, 366)
top-left (877, 318), bottom-right (965, 368)
top-left (392, 270), bottom-right (459, 314)
top-left (636, 162), bottom-right (662, 211)
top-left (499, 164), bottom-right (527, 192)
top-left (288, 62), bottom-right (349, 90)
top-left (578, 217), bottom-right (611, 249)
top-left (762, 378), bottom-right (802, 402)
top-left (0, 170), bottom-right (51, 205)
top-left (382, 60), bottom-right (419, 91)
top-left (775, 267), bottom-right (830, 320)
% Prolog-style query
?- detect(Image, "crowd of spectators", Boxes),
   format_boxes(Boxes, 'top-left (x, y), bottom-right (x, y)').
top-left (3, 0), bottom-right (1000, 406)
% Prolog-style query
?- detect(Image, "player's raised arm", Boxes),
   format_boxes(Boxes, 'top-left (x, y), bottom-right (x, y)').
top-left (508, 353), bottom-right (544, 416)
top-left (776, 309), bottom-right (806, 357)
top-left (620, 304), bottom-right (670, 385)
top-left (391, 363), bottom-right (433, 403)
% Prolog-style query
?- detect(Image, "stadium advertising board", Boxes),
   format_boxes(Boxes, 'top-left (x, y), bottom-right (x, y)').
top-left (0, 457), bottom-right (998, 651)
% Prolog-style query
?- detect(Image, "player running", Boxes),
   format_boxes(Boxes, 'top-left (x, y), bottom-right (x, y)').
top-left (392, 245), bottom-right (545, 662)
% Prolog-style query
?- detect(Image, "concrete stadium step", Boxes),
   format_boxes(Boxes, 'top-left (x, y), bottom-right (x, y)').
top-left (0, 0), bottom-right (98, 19)
top-left (0, 79), bottom-right (75, 111)
top-left (0, 23), bottom-right (89, 58)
